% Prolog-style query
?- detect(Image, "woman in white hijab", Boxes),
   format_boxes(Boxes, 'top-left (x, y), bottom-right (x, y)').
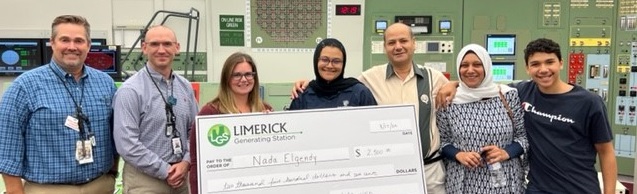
top-left (436, 44), bottom-right (528, 193)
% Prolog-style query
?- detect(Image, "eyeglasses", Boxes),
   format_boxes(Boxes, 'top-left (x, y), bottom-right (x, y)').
top-left (146, 41), bottom-right (177, 48)
top-left (319, 57), bottom-right (343, 66)
top-left (231, 72), bottom-right (256, 81)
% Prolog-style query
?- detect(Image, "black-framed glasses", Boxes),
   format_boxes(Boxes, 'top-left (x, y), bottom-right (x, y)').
top-left (231, 72), bottom-right (256, 81)
top-left (146, 41), bottom-right (177, 48)
top-left (319, 57), bottom-right (343, 66)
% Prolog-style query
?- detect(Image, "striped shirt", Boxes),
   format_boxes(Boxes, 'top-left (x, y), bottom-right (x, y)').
top-left (359, 63), bottom-right (449, 193)
top-left (0, 61), bottom-right (117, 184)
top-left (113, 65), bottom-right (198, 180)
top-left (359, 63), bottom-right (448, 157)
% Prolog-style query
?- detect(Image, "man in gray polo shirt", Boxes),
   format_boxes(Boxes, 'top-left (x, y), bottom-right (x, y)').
top-left (113, 25), bottom-right (198, 193)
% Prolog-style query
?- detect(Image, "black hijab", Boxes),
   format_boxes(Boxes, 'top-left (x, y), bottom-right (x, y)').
top-left (308, 38), bottom-right (360, 97)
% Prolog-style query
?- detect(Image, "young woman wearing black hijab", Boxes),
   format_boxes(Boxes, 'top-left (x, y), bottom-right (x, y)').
top-left (288, 38), bottom-right (377, 110)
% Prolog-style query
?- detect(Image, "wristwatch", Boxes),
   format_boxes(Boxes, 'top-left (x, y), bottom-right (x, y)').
top-left (107, 169), bottom-right (119, 177)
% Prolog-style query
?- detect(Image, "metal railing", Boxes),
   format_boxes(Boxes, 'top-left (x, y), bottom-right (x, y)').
top-left (120, 8), bottom-right (201, 81)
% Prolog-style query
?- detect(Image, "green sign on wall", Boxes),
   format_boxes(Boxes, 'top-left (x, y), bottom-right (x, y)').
top-left (219, 15), bottom-right (245, 46)
top-left (219, 31), bottom-right (244, 46)
top-left (219, 15), bottom-right (244, 30)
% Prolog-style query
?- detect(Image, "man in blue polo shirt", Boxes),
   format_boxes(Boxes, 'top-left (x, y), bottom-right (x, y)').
top-left (0, 15), bottom-right (118, 194)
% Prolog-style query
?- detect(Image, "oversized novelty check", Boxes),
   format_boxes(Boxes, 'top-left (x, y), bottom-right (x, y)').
top-left (194, 105), bottom-right (427, 194)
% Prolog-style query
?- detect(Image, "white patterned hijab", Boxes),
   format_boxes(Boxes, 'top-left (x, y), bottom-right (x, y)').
top-left (453, 44), bottom-right (514, 104)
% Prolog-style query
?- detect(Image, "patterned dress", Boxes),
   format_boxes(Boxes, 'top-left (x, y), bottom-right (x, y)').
top-left (437, 90), bottom-right (528, 194)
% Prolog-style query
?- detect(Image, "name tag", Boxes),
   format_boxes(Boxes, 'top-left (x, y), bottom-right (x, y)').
top-left (65, 115), bottom-right (79, 132)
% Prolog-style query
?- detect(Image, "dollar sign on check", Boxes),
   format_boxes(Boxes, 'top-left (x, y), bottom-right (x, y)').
top-left (355, 149), bottom-right (361, 157)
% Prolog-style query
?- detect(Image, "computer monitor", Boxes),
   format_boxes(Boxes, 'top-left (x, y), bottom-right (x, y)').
top-left (492, 62), bottom-right (515, 82)
top-left (0, 38), bottom-right (43, 74)
top-left (41, 38), bottom-right (107, 64)
top-left (439, 20), bottom-right (451, 33)
top-left (486, 34), bottom-right (516, 56)
top-left (85, 45), bottom-right (122, 81)
top-left (375, 20), bottom-right (388, 34)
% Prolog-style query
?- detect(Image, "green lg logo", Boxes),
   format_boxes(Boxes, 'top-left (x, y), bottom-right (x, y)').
top-left (208, 124), bottom-right (231, 147)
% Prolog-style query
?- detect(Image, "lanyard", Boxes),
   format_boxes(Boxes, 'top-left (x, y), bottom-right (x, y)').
top-left (49, 64), bottom-right (92, 141)
top-left (145, 66), bottom-right (179, 138)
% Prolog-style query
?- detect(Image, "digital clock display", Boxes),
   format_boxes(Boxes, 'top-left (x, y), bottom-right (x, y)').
top-left (335, 4), bottom-right (361, 16)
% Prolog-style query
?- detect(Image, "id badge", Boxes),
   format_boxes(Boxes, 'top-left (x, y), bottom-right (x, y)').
top-left (172, 138), bottom-right (182, 155)
top-left (65, 116), bottom-right (80, 132)
top-left (89, 134), bottom-right (96, 147)
top-left (166, 124), bottom-right (174, 137)
top-left (76, 140), bottom-right (94, 164)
